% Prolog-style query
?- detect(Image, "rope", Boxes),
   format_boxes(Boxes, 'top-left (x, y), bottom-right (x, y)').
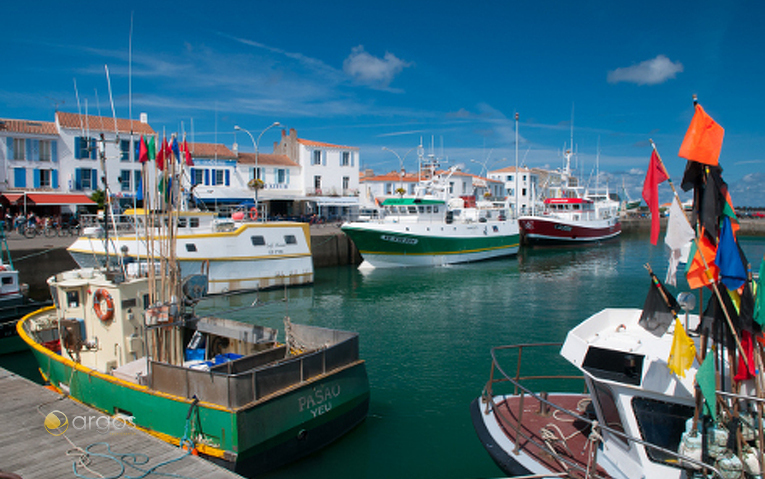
top-left (11, 247), bottom-right (62, 262)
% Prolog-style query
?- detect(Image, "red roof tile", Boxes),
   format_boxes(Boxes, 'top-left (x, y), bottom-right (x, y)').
top-left (56, 111), bottom-right (155, 135)
top-left (186, 142), bottom-right (236, 159)
top-left (0, 118), bottom-right (58, 135)
top-left (297, 138), bottom-right (358, 150)
top-left (238, 152), bottom-right (298, 167)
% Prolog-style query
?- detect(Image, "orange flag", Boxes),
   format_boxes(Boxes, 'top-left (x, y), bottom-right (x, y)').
top-left (678, 104), bottom-right (724, 166)
top-left (685, 232), bottom-right (719, 289)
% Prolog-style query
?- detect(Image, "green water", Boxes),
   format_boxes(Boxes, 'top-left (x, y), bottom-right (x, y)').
top-left (5, 233), bottom-right (765, 478)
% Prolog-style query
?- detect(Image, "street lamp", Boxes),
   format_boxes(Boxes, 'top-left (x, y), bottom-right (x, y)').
top-left (382, 145), bottom-right (417, 193)
top-left (234, 122), bottom-right (280, 217)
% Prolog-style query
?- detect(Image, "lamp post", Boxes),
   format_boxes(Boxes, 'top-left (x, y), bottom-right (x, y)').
top-left (382, 146), bottom-right (417, 194)
top-left (235, 122), bottom-right (280, 218)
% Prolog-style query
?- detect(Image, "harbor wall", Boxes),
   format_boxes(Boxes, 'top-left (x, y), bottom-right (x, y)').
top-left (9, 219), bottom-right (765, 301)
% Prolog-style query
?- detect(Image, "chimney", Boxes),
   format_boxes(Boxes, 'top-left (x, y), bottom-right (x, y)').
top-left (232, 142), bottom-right (238, 154)
top-left (140, 113), bottom-right (148, 124)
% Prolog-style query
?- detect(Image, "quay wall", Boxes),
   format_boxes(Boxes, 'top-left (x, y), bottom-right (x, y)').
top-left (8, 219), bottom-right (764, 300)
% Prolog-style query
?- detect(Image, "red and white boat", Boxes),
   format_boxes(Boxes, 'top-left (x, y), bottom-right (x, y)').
top-left (518, 150), bottom-right (621, 244)
top-left (519, 196), bottom-right (621, 244)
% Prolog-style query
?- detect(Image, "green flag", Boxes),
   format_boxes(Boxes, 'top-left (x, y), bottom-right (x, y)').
top-left (755, 259), bottom-right (765, 328)
top-left (696, 351), bottom-right (717, 421)
top-left (147, 136), bottom-right (157, 161)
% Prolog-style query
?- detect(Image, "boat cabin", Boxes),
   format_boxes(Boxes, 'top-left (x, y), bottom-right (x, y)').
top-left (379, 198), bottom-right (446, 224)
top-left (543, 197), bottom-right (599, 221)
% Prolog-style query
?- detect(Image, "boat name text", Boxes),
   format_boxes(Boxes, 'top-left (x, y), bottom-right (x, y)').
top-left (380, 235), bottom-right (418, 245)
top-left (298, 384), bottom-right (342, 418)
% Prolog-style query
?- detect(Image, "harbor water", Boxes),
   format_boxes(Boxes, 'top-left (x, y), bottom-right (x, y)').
top-left (5, 232), bottom-right (765, 478)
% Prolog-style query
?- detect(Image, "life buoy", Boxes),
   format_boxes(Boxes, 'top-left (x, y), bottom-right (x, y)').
top-left (93, 288), bottom-right (115, 322)
top-left (249, 207), bottom-right (259, 221)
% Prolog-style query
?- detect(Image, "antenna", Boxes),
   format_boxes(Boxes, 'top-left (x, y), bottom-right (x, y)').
top-left (74, 79), bottom-right (84, 135)
top-left (105, 65), bottom-right (119, 141)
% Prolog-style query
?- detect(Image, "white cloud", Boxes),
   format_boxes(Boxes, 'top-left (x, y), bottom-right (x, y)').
top-left (607, 55), bottom-right (684, 85)
top-left (343, 45), bottom-right (411, 89)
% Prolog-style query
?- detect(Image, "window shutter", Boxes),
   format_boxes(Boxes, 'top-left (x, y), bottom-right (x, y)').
top-left (91, 169), bottom-right (98, 189)
top-left (286, 169), bottom-right (290, 185)
top-left (90, 138), bottom-right (97, 159)
top-left (190, 168), bottom-right (196, 184)
top-left (6, 138), bottom-right (13, 160)
top-left (52, 141), bottom-right (58, 162)
top-left (225, 170), bottom-right (230, 186)
top-left (52, 169), bottom-right (59, 189)
top-left (204, 170), bottom-right (210, 186)
top-left (25, 139), bottom-right (32, 161)
top-left (322, 151), bottom-right (326, 166)
top-left (14, 168), bottom-right (26, 188)
top-left (134, 139), bottom-right (140, 162)
top-left (75, 169), bottom-right (82, 190)
top-left (351, 151), bottom-right (354, 167)
top-left (32, 140), bottom-right (40, 161)
top-left (74, 137), bottom-right (81, 159)
top-left (33, 169), bottom-right (40, 188)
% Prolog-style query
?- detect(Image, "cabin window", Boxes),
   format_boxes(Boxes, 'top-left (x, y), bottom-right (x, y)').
top-left (190, 218), bottom-right (199, 228)
top-left (284, 235), bottom-right (297, 245)
top-left (185, 243), bottom-right (197, 252)
top-left (408, 206), bottom-right (417, 214)
top-left (417, 206), bottom-right (425, 213)
top-left (632, 397), bottom-right (694, 465)
top-left (143, 294), bottom-right (150, 309)
top-left (582, 346), bottom-right (644, 386)
top-left (66, 291), bottom-right (80, 308)
top-left (434, 206), bottom-right (439, 213)
top-left (591, 381), bottom-right (628, 447)
top-left (178, 217), bottom-right (187, 228)
top-left (426, 206), bottom-right (432, 213)
top-left (251, 236), bottom-right (266, 246)
top-left (1, 277), bottom-right (13, 285)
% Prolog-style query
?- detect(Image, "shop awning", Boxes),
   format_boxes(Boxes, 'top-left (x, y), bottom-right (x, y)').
top-left (1, 192), bottom-right (96, 206)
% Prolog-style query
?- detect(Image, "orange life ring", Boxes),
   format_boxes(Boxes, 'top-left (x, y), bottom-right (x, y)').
top-left (249, 207), bottom-right (259, 221)
top-left (93, 288), bottom-right (115, 322)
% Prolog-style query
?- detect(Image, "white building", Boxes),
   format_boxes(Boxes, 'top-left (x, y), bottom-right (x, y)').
top-left (488, 166), bottom-right (538, 213)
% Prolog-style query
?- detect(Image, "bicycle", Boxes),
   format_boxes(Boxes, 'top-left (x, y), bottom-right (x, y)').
top-left (22, 223), bottom-right (41, 238)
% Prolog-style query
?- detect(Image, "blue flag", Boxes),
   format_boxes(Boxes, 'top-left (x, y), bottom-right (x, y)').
top-left (716, 216), bottom-right (746, 290)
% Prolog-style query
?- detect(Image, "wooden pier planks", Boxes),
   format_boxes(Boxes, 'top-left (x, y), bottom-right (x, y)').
top-left (0, 367), bottom-right (243, 479)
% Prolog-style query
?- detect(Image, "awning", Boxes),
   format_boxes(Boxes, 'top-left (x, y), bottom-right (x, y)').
top-left (306, 196), bottom-right (360, 207)
top-left (1, 192), bottom-right (97, 206)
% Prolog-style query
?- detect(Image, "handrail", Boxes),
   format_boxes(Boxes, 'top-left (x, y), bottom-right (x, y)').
top-left (482, 342), bottom-right (724, 478)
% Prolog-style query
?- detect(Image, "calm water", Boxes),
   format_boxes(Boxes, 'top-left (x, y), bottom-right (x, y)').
top-left (4, 233), bottom-right (765, 478)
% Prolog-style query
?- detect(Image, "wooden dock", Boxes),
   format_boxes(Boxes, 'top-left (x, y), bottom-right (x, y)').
top-left (0, 367), bottom-right (243, 479)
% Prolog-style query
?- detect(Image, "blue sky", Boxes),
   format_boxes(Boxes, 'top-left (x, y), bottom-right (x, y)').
top-left (3, 1), bottom-right (764, 206)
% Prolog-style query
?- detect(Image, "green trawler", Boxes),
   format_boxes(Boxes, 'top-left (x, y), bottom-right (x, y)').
top-left (18, 266), bottom-right (369, 476)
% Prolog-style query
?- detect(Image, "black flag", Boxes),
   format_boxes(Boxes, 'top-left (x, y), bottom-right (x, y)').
top-left (639, 272), bottom-right (680, 336)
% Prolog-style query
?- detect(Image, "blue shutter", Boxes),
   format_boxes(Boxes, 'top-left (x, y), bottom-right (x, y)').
top-left (189, 168), bottom-right (196, 185)
top-left (286, 169), bottom-right (290, 185)
top-left (52, 169), bottom-right (59, 189)
top-left (51, 141), bottom-right (58, 162)
top-left (75, 169), bottom-right (82, 190)
top-left (225, 169), bottom-right (230, 186)
top-left (322, 151), bottom-right (326, 166)
top-left (204, 170), bottom-right (210, 185)
top-left (14, 168), bottom-right (25, 188)
top-left (74, 137), bottom-right (81, 159)
top-left (351, 151), bottom-right (355, 167)
top-left (33, 169), bottom-right (40, 188)
top-left (6, 138), bottom-right (13, 160)
top-left (32, 140), bottom-right (40, 161)
top-left (134, 139), bottom-right (140, 162)
top-left (91, 169), bottom-right (98, 189)
top-left (26, 139), bottom-right (32, 161)
top-left (90, 138), bottom-right (97, 159)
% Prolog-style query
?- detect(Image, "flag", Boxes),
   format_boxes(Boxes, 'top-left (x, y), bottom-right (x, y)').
top-left (716, 216), bottom-right (747, 290)
top-left (668, 318), bottom-right (696, 378)
top-left (642, 150), bottom-right (669, 245)
top-left (722, 189), bottom-right (740, 236)
top-left (665, 197), bottom-right (695, 286)
top-left (696, 350), bottom-right (717, 420)
top-left (170, 136), bottom-right (180, 162)
top-left (734, 330), bottom-right (755, 381)
top-left (686, 233), bottom-right (719, 290)
top-left (756, 259), bottom-right (765, 328)
top-left (678, 103), bottom-right (725, 166)
top-left (156, 137), bottom-right (169, 171)
top-left (639, 272), bottom-right (680, 336)
top-left (147, 136), bottom-right (156, 161)
top-left (138, 135), bottom-right (149, 164)
top-left (181, 138), bottom-right (193, 166)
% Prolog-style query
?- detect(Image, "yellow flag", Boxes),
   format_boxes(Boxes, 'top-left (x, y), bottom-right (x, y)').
top-left (668, 318), bottom-right (696, 377)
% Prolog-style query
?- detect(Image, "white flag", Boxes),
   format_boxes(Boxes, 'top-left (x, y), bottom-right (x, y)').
top-left (664, 197), bottom-right (695, 286)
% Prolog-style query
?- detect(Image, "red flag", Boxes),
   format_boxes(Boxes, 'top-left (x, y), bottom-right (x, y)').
top-left (138, 135), bottom-right (149, 164)
top-left (678, 104), bottom-right (725, 166)
top-left (642, 150), bottom-right (669, 245)
top-left (182, 139), bottom-right (193, 166)
top-left (156, 137), bottom-right (169, 171)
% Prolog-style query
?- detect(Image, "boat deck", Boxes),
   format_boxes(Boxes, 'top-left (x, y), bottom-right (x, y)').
top-left (0, 366), bottom-right (243, 479)
top-left (492, 393), bottom-right (612, 479)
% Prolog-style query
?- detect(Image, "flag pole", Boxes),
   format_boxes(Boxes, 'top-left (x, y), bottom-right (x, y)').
top-left (649, 138), bottom-right (750, 370)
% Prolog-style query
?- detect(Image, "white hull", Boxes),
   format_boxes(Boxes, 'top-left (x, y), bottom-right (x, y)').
top-left (68, 221), bottom-right (313, 294)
